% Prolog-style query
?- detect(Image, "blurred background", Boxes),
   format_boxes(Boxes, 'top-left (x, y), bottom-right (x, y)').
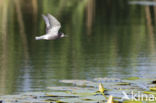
top-left (0, 0), bottom-right (156, 95)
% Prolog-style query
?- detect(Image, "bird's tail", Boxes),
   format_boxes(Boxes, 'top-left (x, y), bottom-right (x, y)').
top-left (35, 36), bottom-right (43, 40)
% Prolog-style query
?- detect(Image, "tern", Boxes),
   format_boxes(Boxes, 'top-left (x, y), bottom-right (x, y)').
top-left (35, 13), bottom-right (65, 40)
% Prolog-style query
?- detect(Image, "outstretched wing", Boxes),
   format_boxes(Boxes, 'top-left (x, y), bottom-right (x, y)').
top-left (42, 15), bottom-right (50, 33)
top-left (47, 13), bottom-right (61, 33)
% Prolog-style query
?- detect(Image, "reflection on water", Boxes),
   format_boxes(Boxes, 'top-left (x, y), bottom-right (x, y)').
top-left (129, 1), bottom-right (156, 6)
top-left (0, 0), bottom-right (156, 95)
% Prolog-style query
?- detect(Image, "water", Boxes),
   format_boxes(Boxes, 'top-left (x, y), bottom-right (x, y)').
top-left (0, 0), bottom-right (156, 95)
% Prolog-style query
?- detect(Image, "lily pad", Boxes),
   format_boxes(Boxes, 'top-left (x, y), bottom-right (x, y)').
top-left (117, 82), bottom-right (131, 85)
top-left (60, 80), bottom-right (97, 87)
top-left (150, 87), bottom-right (156, 91)
top-left (94, 78), bottom-right (121, 82)
top-left (126, 77), bottom-right (140, 80)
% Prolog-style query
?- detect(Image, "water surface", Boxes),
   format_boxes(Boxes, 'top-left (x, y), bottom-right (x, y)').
top-left (0, 0), bottom-right (156, 95)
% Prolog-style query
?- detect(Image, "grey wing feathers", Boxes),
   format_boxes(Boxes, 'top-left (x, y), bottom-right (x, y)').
top-left (47, 13), bottom-right (61, 29)
top-left (42, 15), bottom-right (51, 33)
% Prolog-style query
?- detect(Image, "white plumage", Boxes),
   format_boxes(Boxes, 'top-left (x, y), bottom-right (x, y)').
top-left (35, 13), bottom-right (65, 40)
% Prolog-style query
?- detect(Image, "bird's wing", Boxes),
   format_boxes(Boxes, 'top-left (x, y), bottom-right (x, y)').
top-left (47, 14), bottom-right (61, 34)
top-left (42, 15), bottom-right (51, 33)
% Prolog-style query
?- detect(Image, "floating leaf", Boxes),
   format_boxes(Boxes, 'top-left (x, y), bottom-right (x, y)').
top-left (45, 93), bottom-right (58, 97)
top-left (81, 98), bottom-right (94, 101)
top-left (126, 77), bottom-right (140, 80)
top-left (117, 82), bottom-right (131, 85)
top-left (60, 80), bottom-right (96, 87)
top-left (45, 99), bottom-right (58, 102)
top-left (150, 87), bottom-right (156, 91)
top-left (56, 100), bottom-right (67, 103)
top-left (94, 78), bottom-right (121, 82)
top-left (144, 91), bottom-right (156, 95)
top-left (44, 92), bottom-right (79, 98)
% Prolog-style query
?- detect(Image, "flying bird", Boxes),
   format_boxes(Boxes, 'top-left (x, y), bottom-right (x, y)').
top-left (35, 13), bottom-right (65, 40)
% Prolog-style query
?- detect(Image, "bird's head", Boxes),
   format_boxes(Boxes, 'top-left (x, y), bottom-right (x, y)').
top-left (59, 32), bottom-right (68, 38)
top-left (60, 33), bottom-right (65, 38)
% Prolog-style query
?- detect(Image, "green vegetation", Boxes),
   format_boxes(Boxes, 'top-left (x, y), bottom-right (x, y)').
top-left (0, 77), bottom-right (156, 102)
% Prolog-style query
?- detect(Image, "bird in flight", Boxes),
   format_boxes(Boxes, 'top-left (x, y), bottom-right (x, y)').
top-left (35, 13), bottom-right (65, 40)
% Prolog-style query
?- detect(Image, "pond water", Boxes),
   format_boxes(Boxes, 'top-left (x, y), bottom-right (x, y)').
top-left (0, 0), bottom-right (156, 95)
